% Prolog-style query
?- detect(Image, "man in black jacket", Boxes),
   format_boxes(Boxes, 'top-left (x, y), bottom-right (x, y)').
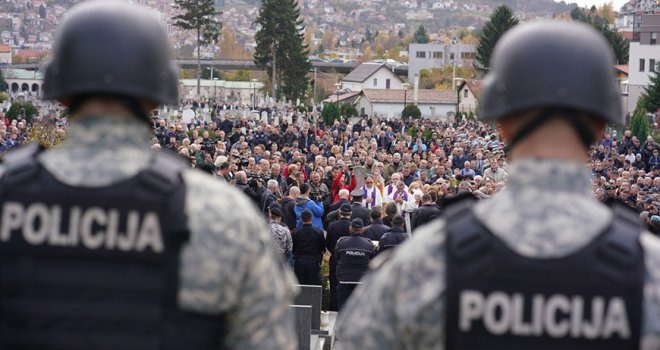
top-left (378, 215), bottom-right (409, 255)
top-left (411, 193), bottom-right (441, 231)
top-left (363, 207), bottom-right (390, 241)
top-left (325, 204), bottom-right (352, 311)
top-left (350, 189), bottom-right (372, 226)
top-left (335, 219), bottom-right (375, 310)
top-left (292, 210), bottom-right (326, 285)
top-left (282, 186), bottom-right (300, 232)
top-left (327, 189), bottom-right (351, 226)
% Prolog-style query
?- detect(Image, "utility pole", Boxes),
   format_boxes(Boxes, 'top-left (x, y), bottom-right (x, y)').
top-left (313, 67), bottom-right (317, 103)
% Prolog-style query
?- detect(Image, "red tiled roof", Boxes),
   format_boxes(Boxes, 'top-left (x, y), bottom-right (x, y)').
top-left (614, 64), bottom-right (629, 75)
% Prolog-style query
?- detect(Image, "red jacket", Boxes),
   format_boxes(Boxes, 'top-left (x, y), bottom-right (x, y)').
top-left (332, 170), bottom-right (356, 202)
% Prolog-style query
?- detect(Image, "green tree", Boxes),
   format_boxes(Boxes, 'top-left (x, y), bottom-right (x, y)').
top-left (0, 92), bottom-right (7, 102)
top-left (0, 69), bottom-right (6, 91)
top-left (340, 103), bottom-right (357, 118)
top-left (412, 25), bottom-right (429, 44)
top-left (6, 102), bottom-right (38, 122)
top-left (571, 6), bottom-right (628, 64)
top-left (322, 103), bottom-right (340, 124)
top-left (402, 104), bottom-right (421, 119)
top-left (476, 5), bottom-right (519, 71)
top-left (630, 107), bottom-right (650, 142)
top-left (173, 0), bottom-right (222, 95)
top-left (201, 67), bottom-right (224, 80)
top-left (643, 63), bottom-right (660, 113)
top-left (254, 0), bottom-right (311, 102)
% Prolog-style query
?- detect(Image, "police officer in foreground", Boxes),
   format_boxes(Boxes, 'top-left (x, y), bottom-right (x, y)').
top-left (0, 2), bottom-right (297, 349)
top-left (335, 218), bottom-right (375, 311)
top-left (335, 21), bottom-right (660, 349)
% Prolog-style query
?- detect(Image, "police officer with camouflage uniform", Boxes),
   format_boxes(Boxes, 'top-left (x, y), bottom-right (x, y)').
top-left (0, 2), bottom-right (297, 349)
top-left (335, 21), bottom-right (660, 349)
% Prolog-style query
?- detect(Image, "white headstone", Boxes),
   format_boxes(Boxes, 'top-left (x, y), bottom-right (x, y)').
top-left (182, 109), bottom-right (195, 124)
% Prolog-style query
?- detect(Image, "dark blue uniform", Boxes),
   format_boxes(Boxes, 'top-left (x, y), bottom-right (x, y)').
top-left (335, 234), bottom-right (375, 310)
top-left (363, 220), bottom-right (390, 241)
top-left (377, 227), bottom-right (408, 255)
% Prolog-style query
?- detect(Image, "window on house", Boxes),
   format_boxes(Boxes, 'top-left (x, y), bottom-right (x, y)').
top-left (464, 89), bottom-right (468, 98)
top-left (640, 58), bottom-right (646, 72)
top-left (386, 79), bottom-right (391, 89)
top-left (373, 78), bottom-right (377, 87)
top-left (432, 51), bottom-right (443, 59)
top-left (651, 59), bottom-right (656, 72)
top-left (461, 52), bottom-right (476, 60)
top-left (652, 32), bottom-right (657, 45)
top-left (450, 53), bottom-right (455, 60)
top-left (416, 51), bottom-right (426, 58)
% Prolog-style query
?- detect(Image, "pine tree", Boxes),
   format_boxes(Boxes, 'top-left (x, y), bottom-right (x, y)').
top-left (643, 62), bottom-right (660, 113)
top-left (254, 0), bottom-right (310, 102)
top-left (0, 69), bottom-right (6, 92)
top-left (570, 6), bottom-right (628, 64)
top-left (173, 0), bottom-right (222, 96)
top-left (476, 5), bottom-right (519, 71)
top-left (630, 95), bottom-right (650, 141)
top-left (412, 25), bottom-right (429, 44)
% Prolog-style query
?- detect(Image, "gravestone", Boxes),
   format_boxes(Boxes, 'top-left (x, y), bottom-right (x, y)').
top-left (291, 304), bottom-right (312, 350)
top-left (294, 284), bottom-right (322, 330)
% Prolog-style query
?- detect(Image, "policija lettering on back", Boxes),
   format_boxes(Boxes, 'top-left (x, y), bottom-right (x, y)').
top-left (459, 290), bottom-right (630, 340)
top-left (1, 202), bottom-right (164, 253)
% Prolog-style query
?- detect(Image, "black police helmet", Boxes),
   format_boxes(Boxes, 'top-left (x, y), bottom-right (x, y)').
top-left (43, 1), bottom-right (178, 107)
top-left (480, 21), bottom-right (623, 127)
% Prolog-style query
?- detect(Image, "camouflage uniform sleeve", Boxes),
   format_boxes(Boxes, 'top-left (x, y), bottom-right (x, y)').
top-left (641, 232), bottom-right (660, 350)
top-left (334, 219), bottom-right (448, 350)
top-left (179, 169), bottom-right (298, 350)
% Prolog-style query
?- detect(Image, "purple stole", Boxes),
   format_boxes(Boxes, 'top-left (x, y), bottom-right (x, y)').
top-left (393, 191), bottom-right (408, 202)
top-left (386, 185), bottom-right (395, 197)
top-left (362, 186), bottom-right (377, 208)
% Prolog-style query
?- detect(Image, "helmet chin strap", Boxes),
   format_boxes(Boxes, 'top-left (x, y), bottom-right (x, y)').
top-left (506, 108), bottom-right (595, 152)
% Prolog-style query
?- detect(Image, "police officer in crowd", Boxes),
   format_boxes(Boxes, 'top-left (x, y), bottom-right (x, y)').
top-left (363, 207), bottom-right (390, 241)
top-left (292, 209), bottom-right (326, 285)
top-left (0, 2), bottom-right (297, 349)
top-left (350, 188), bottom-right (372, 226)
top-left (411, 193), bottom-right (441, 231)
top-left (325, 203), bottom-right (353, 311)
top-left (335, 21), bottom-right (660, 349)
top-left (335, 218), bottom-right (375, 311)
top-left (377, 215), bottom-right (408, 255)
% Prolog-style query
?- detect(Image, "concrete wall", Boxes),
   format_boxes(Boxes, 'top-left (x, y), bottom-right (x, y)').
top-left (627, 41), bottom-right (660, 114)
top-left (408, 43), bottom-right (476, 81)
top-left (357, 98), bottom-right (455, 119)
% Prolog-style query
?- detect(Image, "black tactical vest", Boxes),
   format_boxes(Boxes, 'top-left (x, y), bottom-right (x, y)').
top-left (0, 144), bottom-right (225, 350)
top-left (445, 199), bottom-right (644, 350)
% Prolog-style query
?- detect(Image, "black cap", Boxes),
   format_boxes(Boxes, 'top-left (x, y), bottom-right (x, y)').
top-left (351, 188), bottom-right (365, 198)
top-left (340, 203), bottom-right (352, 214)
top-left (301, 209), bottom-right (313, 221)
top-left (351, 218), bottom-right (364, 230)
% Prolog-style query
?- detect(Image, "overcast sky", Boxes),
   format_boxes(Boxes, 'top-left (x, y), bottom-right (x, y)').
top-left (559, 0), bottom-right (630, 10)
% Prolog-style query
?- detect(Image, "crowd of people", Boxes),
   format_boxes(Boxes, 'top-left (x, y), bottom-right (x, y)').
top-left (2, 105), bottom-right (660, 306)
top-left (3, 107), bottom-right (660, 234)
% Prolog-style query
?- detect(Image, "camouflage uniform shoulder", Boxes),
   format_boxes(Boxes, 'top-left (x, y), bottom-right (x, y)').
top-left (335, 219), bottom-right (448, 349)
top-left (178, 168), bottom-right (298, 349)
